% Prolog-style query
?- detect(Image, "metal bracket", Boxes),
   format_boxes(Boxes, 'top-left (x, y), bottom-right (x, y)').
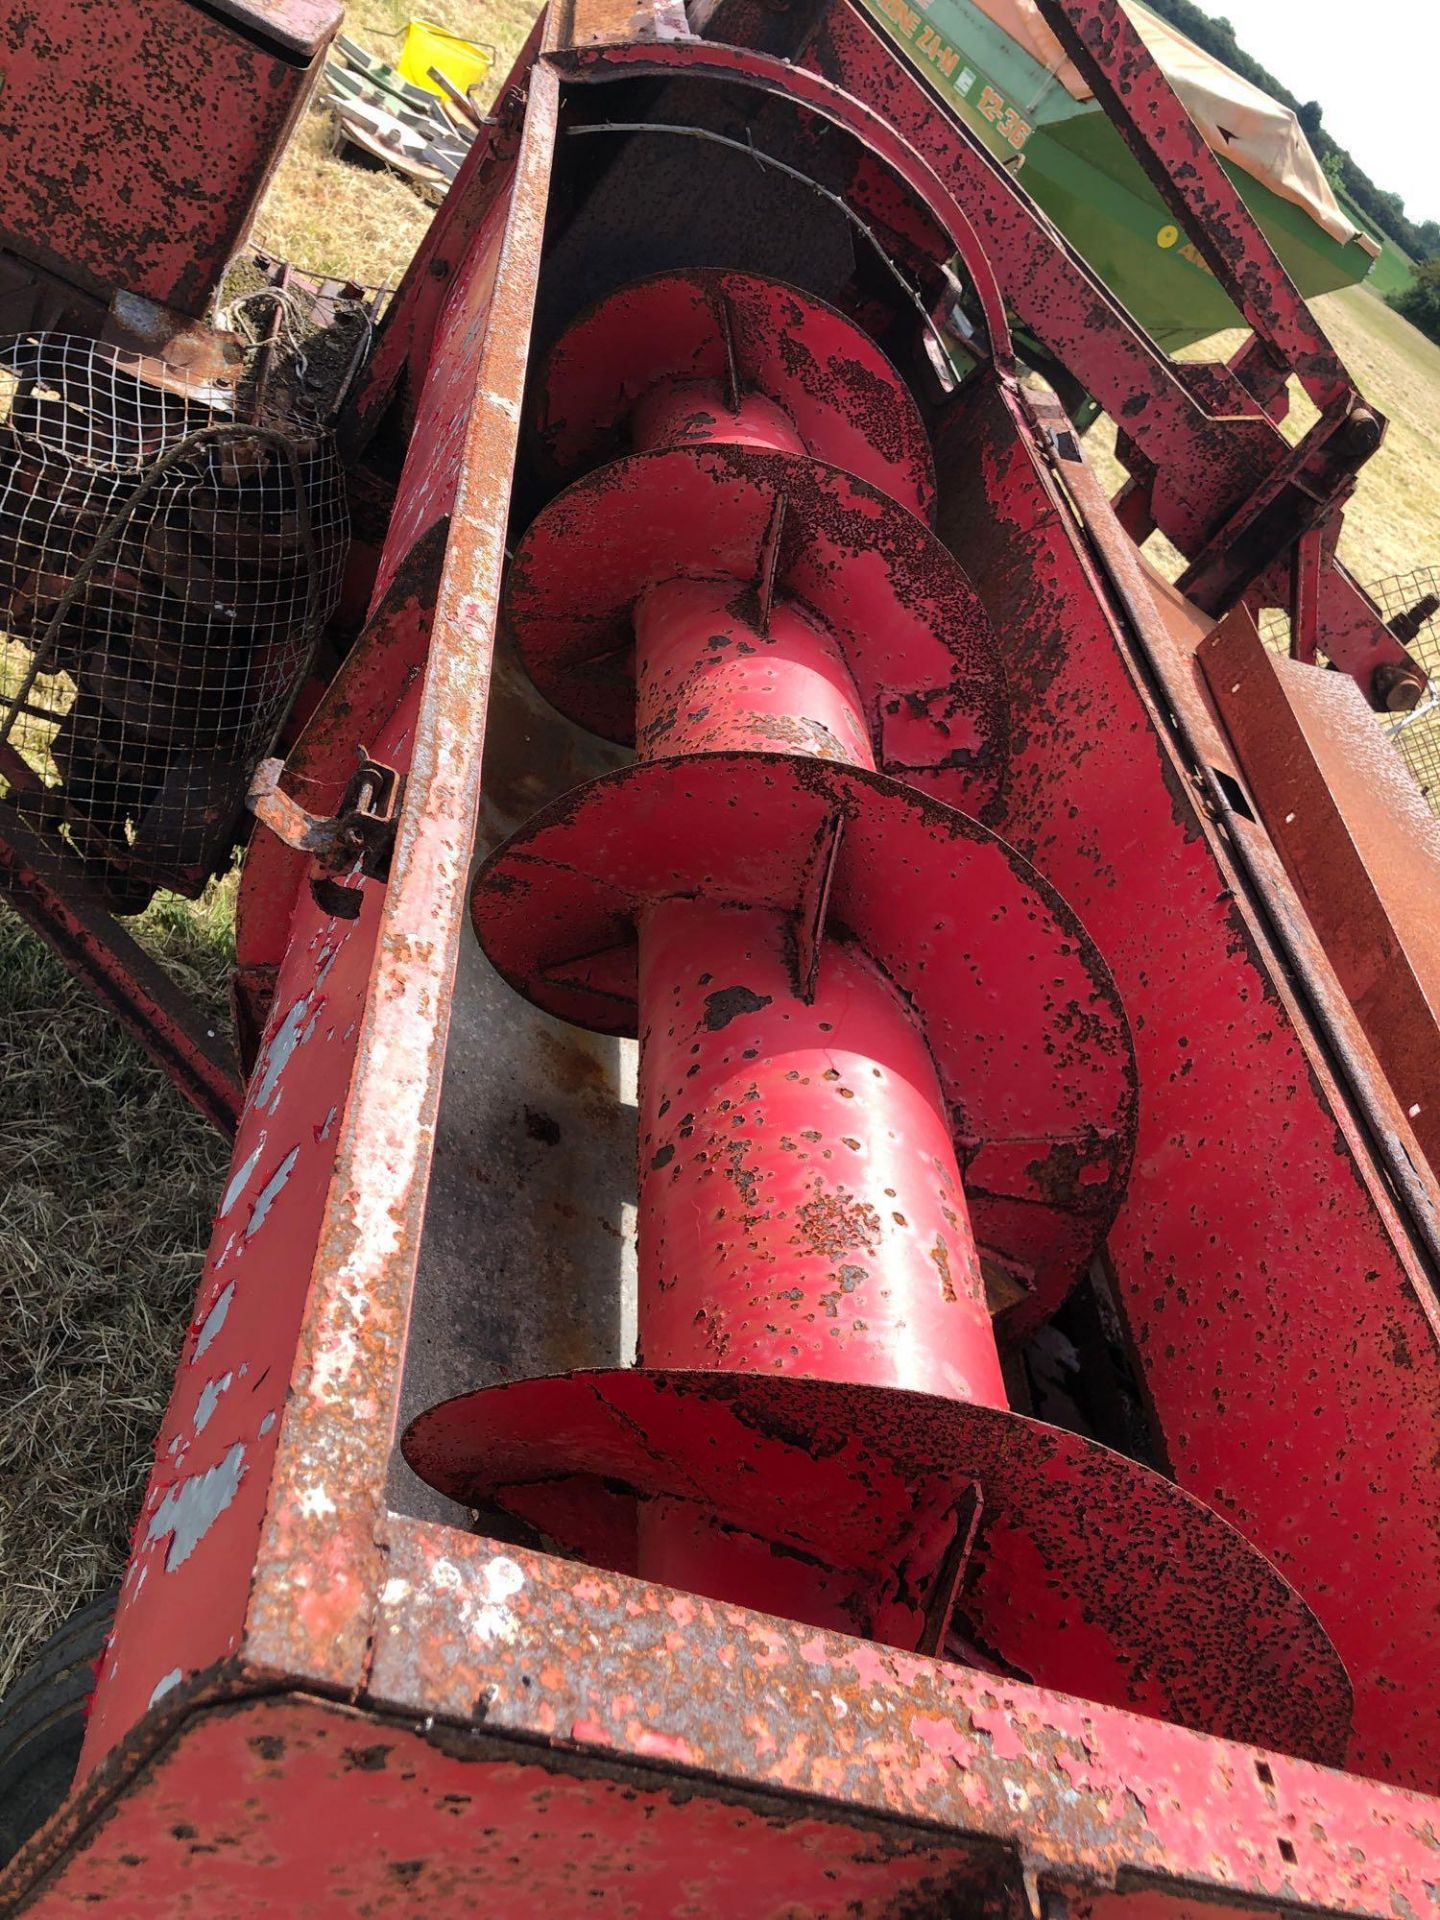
top-left (248, 751), bottom-right (405, 920)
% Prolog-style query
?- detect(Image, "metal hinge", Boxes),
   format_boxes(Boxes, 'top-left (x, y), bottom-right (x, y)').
top-left (248, 751), bottom-right (405, 921)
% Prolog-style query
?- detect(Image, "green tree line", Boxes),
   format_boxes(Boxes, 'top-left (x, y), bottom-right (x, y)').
top-left (1141, 0), bottom-right (1439, 263)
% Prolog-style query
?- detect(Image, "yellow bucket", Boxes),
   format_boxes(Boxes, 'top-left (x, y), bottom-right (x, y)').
top-left (396, 17), bottom-right (494, 100)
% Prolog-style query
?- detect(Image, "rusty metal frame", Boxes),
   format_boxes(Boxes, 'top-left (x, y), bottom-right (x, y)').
top-left (0, 800), bottom-right (242, 1134)
top-left (1033, 0), bottom-right (1350, 412)
top-left (791, 2), bottom-right (1287, 487)
top-left (339, 27), bottom-right (543, 458)
top-left (794, 0), bottom-right (1423, 703)
top-left (1198, 607), bottom-right (1440, 1184)
top-left (11, 1524), bottom-right (1440, 1914)
top-left (7, 4), bottom-right (1440, 1914)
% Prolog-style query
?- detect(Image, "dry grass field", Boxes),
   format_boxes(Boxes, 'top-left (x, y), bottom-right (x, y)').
top-left (0, 18), bottom-right (1437, 1696)
top-left (252, 0), bottom-right (540, 283)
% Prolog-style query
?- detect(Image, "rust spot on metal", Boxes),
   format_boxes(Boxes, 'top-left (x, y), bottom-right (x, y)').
top-left (701, 984), bottom-right (772, 1031)
top-left (791, 1186), bottom-right (883, 1258)
top-left (930, 1235), bottom-right (956, 1303)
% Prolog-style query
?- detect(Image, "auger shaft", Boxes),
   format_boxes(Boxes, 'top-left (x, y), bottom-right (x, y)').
top-left (618, 360), bottom-right (1020, 1633)
top-left (404, 271), bottom-right (1350, 1762)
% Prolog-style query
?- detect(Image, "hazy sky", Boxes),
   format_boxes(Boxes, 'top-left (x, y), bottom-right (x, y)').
top-left (1213, 0), bottom-right (1439, 224)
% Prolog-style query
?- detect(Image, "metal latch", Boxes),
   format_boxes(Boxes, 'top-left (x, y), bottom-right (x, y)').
top-left (248, 751), bottom-right (405, 920)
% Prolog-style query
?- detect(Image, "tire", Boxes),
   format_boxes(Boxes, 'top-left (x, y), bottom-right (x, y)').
top-left (0, 1592), bottom-right (115, 1868)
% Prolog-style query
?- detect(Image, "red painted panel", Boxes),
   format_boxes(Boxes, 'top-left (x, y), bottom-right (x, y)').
top-left (0, 0), bottom-right (337, 315)
top-left (81, 671), bottom-right (424, 1774)
top-left (934, 378), bottom-right (1440, 1791)
top-left (40, 1695), bottom-right (981, 1916)
top-left (373, 200), bottom-right (512, 605)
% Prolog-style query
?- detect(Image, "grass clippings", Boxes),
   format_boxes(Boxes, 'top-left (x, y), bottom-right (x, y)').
top-left (0, 879), bottom-right (234, 1695)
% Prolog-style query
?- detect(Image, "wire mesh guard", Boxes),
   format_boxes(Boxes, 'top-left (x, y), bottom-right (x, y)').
top-left (1259, 567), bottom-right (1440, 819)
top-left (1361, 569), bottom-right (1440, 807)
top-left (0, 333), bottom-right (347, 911)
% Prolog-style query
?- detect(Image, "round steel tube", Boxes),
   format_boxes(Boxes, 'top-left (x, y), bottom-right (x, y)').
top-left (633, 578), bottom-right (876, 766)
top-left (636, 898), bottom-right (1004, 1407)
top-left (634, 896), bottom-right (1005, 1629)
top-left (629, 377), bottom-right (807, 457)
top-left (623, 351), bottom-right (1005, 1625)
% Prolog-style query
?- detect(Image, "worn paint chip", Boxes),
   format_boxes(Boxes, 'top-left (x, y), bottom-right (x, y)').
top-left (194, 1282), bottom-right (235, 1360)
top-left (220, 1137), bottom-right (266, 1218)
top-left (149, 1668), bottom-right (183, 1707)
top-left (255, 996), bottom-right (318, 1111)
top-left (146, 1443), bottom-right (246, 1570)
top-left (246, 1147), bottom-right (300, 1239)
top-left (194, 1371), bottom-right (234, 1433)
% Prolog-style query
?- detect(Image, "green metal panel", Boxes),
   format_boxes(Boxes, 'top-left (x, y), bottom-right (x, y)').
top-left (1332, 184), bottom-right (1412, 298)
top-left (855, 0), bottom-right (1376, 349)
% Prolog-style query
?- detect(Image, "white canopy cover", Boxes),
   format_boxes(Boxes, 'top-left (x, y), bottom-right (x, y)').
top-left (966, 0), bottom-right (1367, 246)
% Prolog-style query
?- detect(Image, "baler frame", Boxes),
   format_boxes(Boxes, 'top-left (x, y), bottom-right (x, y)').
top-left (4, 0), bottom-right (1440, 1914)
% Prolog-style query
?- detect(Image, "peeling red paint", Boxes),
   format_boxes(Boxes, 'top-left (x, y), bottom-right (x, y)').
top-left (11, 5), bottom-right (1440, 1915)
top-left (0, 0), bottom-right (339, 317)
